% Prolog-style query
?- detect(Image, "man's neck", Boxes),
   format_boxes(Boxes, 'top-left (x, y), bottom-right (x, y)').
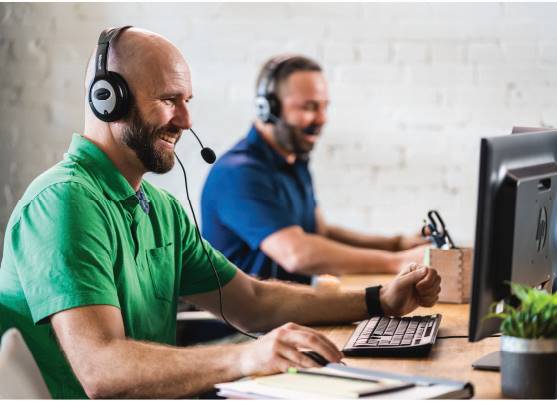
top-left (254, 120), bottom-right (296, 165)
top-left (83, 127), bottom-right (145, 192)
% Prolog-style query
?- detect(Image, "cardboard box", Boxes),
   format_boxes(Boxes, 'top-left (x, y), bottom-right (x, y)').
top-left (424, 247), bottom-right (473, 304)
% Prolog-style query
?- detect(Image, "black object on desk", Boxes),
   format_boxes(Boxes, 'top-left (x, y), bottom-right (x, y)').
top-left (302, 351), bottom-right (330, 366)
top-left (421, 210), bottom-right (455, 249)
top-left (343, 314), bottom-right (442, 357)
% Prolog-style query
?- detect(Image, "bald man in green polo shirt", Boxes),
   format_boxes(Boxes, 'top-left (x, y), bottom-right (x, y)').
top-left (0, 27), bottom-right (441, 399)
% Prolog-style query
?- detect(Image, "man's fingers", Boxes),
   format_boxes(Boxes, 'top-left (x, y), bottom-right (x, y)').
top-left (286, 323), bottom-right (342, 359)
top-left (277, 342), bottom-right (323, 368)
top-left (396, 264), bottom-right (429, 287)
top-left (276, 341), bottom-right (309, 368)
top-left (416, 273), bottom-right (441, 293)
top-left (273, 353), bottom-right (296, 373)
top-left (278, 325), bottom-right (342, 362)
top-left (419, 294), bottom-right (439, 307)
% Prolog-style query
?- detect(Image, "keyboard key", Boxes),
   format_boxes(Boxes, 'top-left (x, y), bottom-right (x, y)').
top-left (367, 339), bottom-right (379, 346)
top-left (395, 320), bottom-right (409, 335)
top-left (384, 319), bottom-right (399, 336)
top-left (378, 339), bottom-right (391, 346)
top-left (425, 327), bottom-right (432, 337)
top-left (373, 319), bottom-right (389, 335)
top-left (365, 318), bottom-right (379, 331)
top-left (401, 337), bottom-right (413, 345)
top-left (390, 335), bottom-right (403, 345)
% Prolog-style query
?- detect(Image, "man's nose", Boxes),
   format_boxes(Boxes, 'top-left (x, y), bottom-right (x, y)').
top-left (314, 107), bottom-right (327, 126)
top-left (172, 100), bottom-right (192, 130)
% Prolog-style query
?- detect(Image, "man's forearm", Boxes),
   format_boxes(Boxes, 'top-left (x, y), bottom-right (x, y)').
top-left (285, 233), bottom-right (400, 275)
top-left (69, 337), bottom-right (246, 398)
top-left (325, 224), bottom-right (399, 251)
top-left (246, 278), bottom-right (369, 331)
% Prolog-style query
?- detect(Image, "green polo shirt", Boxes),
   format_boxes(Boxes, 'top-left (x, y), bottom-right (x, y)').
top-left (0, 134), bottom-right (237, 399)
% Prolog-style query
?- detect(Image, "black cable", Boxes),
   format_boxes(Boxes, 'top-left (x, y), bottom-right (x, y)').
top-left (188, 128), bottom-right (204, 149)
top-left (174, 152), bottom-right (258, 341)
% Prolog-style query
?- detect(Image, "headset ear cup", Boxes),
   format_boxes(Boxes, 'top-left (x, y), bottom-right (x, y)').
top-left (255, 95), bottom-right (271, 123)
top-left (88, 72), bottom-right (130, 122)
top-left (108, 71), bottom-right (131, 121)
top-left (266, 93), bottom-right (281, 122)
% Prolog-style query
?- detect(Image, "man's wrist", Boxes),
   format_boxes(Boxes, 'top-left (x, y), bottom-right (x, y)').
top-left (378, 286), bottom-right (394, 317)
top-left (365, 285), bottom-right (384, 317)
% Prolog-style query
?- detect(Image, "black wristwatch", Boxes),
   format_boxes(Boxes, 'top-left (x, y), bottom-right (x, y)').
top-left (365, 285), bottom-right (385, 317)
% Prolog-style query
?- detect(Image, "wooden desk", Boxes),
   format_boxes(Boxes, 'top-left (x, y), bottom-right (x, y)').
top-left (318, 274), bottom-right (501, 399)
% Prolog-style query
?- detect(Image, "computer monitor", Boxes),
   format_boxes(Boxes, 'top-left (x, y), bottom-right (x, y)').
top-left (469, 130), bottom-right (557, 351)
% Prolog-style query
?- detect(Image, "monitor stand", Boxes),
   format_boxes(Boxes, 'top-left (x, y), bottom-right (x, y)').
top-left (472, 351), bottom-right (500, 371)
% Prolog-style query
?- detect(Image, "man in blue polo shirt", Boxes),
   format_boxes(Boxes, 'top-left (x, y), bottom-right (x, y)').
top-left (202, 55), bottom-right (427, 284)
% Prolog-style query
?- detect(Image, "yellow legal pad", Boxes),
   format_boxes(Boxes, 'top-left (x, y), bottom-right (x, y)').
top-left (251, 369), bottom-right (412, 398)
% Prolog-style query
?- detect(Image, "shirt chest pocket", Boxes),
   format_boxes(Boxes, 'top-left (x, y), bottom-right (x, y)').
top-left (146, 244), bottom-right (176, 303)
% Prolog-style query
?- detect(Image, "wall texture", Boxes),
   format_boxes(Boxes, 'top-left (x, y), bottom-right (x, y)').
top-left (1, 3), bottom-right (556, 258)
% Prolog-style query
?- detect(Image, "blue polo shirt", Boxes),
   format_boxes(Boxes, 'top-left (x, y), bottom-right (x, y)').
top-left (201, 125), bottom-right (317, 284)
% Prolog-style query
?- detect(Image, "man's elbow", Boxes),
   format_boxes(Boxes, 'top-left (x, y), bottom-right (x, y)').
top-left (83, 378), bottom-right (129, 399)
top-left (281, 249), bottom-right (313, 274)
top-left (261, 228), bottom-right (318, 275)
top-left (79, 363), bottom-right (125, 399)
top-left (82, 378), bottom-right (113, 399)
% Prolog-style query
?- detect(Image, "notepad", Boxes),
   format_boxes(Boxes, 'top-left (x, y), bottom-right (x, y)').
top-left (215, 363), bottom-right (475, 399)
top-left (253, 370), bottom-right (412, 398)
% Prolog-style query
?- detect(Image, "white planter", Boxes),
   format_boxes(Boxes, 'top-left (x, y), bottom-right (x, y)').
top-left (501, 336), bottom-right (557, 399)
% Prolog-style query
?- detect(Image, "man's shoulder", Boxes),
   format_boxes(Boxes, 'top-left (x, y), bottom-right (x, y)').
top-left (27, 158), bottom-right (100, 199)
top-left (8, 160), bottom-right (103, 230)
top-left (213, 140), bottom-right (269, 175)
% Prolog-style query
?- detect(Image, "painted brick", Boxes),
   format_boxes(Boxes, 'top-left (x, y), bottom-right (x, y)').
top-left (2, 2), bottom-right (557, 258)
top-left (393, 42), bottom-right (430, 64)
top-left (540, 41), bottom-right (557, 64)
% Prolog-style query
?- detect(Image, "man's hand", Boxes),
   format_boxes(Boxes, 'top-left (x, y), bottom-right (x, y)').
top-left (379, 263), bottom-right (441, 316)
top-left (237, 322), bottom-right (343, 377)
top-left (396, 233), bottom-right (429, 251)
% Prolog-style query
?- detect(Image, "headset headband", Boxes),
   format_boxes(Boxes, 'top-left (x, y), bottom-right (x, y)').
top-left (256, 54), bottom-right (296, 98)
top-left (94, 25), bottom-right (132, 80)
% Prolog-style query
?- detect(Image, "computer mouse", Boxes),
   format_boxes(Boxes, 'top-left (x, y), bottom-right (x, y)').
top-left (302, 351), bottom-right (330, 366)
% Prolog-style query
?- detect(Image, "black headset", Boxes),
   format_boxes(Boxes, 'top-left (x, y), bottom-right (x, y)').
top-left (254, 55), bottom-right (296, 124)
top-left (88, 26), bottom-right (132, 122)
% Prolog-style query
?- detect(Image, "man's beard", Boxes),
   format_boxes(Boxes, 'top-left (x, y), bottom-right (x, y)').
top-left (121, 107), bottom-right (182, 174)
top-left (273, 119), bottom-right (320, 161)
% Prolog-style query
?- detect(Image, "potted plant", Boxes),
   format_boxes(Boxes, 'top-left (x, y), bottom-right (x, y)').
top-left (487, 283), bottom-right (557, 399)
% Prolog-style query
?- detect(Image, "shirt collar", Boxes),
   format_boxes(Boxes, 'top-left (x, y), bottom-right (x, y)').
top-left (66, 133), bottom-right (138, 202)
top-left (247, 125), bottom-right (308, 169)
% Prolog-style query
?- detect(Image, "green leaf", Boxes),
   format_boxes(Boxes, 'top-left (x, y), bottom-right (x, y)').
top-left (486, 282), bottom-right (557, 338)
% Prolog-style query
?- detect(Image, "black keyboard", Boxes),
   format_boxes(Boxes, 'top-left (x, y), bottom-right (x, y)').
top-left (343, 314), bottom-right (442, 357)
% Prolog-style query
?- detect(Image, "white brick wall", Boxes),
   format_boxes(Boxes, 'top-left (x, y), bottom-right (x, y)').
top-left (1, 3), bottom-right (556, 257)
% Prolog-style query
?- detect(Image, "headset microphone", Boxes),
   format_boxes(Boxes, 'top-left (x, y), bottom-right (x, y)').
top-left (189, 128), bottom-right (216, 164)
